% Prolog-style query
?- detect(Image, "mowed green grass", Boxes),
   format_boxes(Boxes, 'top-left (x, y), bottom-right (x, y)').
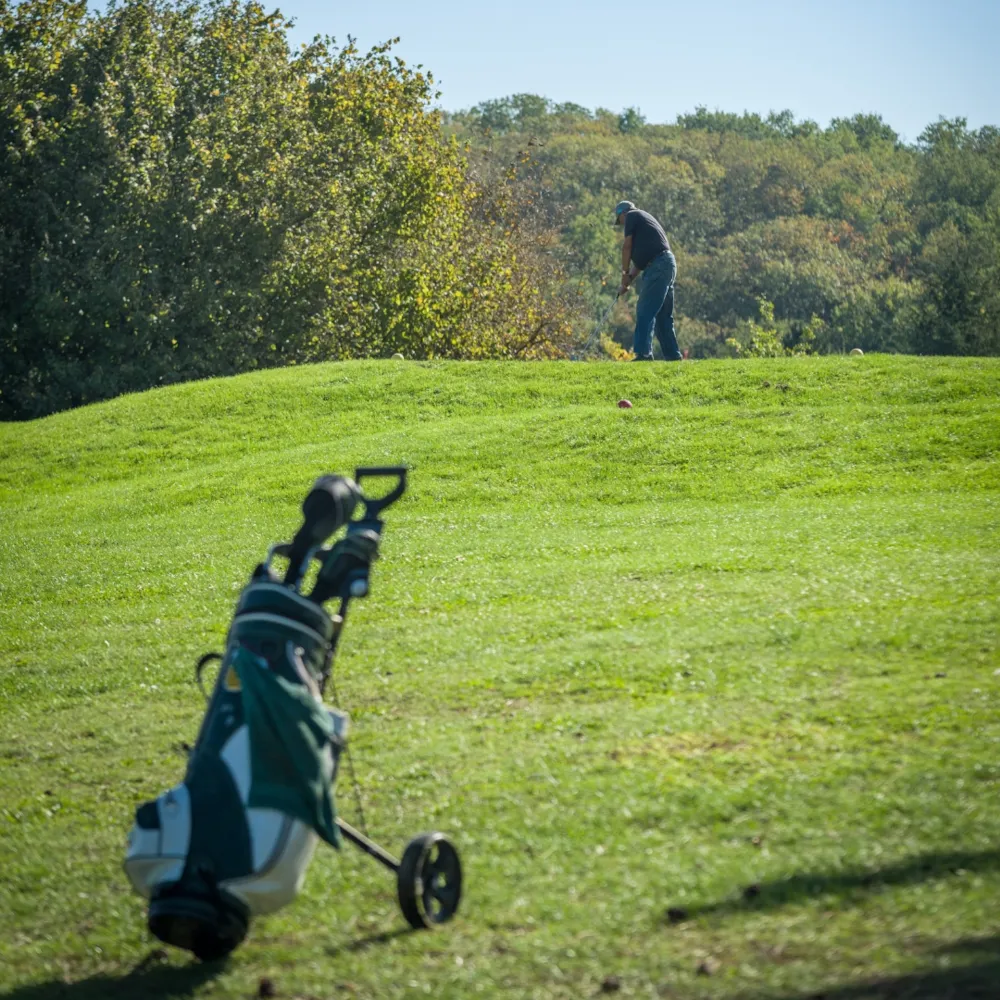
top-left (0, 356), bottom-right (998, 1000)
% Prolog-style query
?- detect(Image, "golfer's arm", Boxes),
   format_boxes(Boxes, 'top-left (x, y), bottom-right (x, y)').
top-left (621, 235), bottom-right (633, 275)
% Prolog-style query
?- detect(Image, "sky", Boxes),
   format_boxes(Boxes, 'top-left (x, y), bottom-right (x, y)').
top-left (271, 0), bottom-right (1000, 142)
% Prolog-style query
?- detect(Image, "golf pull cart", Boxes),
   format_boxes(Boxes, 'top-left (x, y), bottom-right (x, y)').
top-left (124, 468), bottom-right (462, 960)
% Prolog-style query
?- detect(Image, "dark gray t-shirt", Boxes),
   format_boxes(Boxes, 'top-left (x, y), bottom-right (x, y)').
top-left (623, 209), bottom-right (671, 270)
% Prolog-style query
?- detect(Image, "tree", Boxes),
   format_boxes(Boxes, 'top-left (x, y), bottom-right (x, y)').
top-left (829, 113), bottom-right (900, 150)
top-left (0, 1), bottom-right (571, 418)
top-left (618, 107), bottom-right (645, 134)
top-left (910, 119), bottom-right (1000, 354)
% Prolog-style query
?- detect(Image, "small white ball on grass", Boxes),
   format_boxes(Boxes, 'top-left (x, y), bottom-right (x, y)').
top-left (391, 353), bottom-right (405, 360)
top-left (850, 348), bottom-right (864, 356)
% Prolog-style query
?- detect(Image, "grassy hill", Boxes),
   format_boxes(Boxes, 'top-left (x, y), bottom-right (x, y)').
top-left (1, 356), bottom-right (998, 1000)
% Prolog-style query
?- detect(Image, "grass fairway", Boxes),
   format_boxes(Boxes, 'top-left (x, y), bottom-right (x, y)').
top-left (1, 356), bottom-right (998, 1000)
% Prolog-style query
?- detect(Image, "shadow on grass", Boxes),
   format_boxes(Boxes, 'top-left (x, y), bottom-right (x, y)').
top-left (670, 847), bottom-right (1000, 921)
top-left (325, 925), bottom-right (415, 958)
top-left (0, 952), bottom-right (223, 1000)
top-left (737, 936), bottom-right (1000, 1000)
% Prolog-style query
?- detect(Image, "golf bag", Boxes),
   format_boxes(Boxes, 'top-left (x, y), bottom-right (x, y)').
top-left (125, 474), bottom-right (384, 961)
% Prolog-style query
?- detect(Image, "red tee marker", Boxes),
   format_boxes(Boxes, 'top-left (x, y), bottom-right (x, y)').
top-left (617, 399), bottom-right (633, 409)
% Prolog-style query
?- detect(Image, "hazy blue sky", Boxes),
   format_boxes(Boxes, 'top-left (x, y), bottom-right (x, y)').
top-left (272, 0), bottom-right (999, 141)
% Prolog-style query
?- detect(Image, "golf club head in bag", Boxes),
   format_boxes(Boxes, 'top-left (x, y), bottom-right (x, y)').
top-left (283, 475), bottom-right (362, 589)
top-left (124, 473), bottom-right (389, 961)
top-left (309, 521), bottom-right (382, 606)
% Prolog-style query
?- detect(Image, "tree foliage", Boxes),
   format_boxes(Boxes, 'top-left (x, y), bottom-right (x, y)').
top-left (4, 5), bottom-right (998, 421)
top-left (450, 100), bottom-right (1000, 359)
top-left (0, 1), bottom-right (570, 419)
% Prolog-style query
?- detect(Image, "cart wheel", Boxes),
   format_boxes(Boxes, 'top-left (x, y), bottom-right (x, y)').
top-left (397, 833), bottom-right (462, 929)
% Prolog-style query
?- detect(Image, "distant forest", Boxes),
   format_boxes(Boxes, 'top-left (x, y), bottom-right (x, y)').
top-left (446, 95), bottom-right (1000, 359)
top-left (2, 2), bottom-right (997, 419)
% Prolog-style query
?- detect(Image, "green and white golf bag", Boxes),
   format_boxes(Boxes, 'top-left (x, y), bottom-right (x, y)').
top-left (125, 474), bottom-right (383, 961)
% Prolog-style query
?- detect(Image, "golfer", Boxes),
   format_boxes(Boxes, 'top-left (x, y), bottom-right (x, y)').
top-left (614, 200), bottom-right (682, 361)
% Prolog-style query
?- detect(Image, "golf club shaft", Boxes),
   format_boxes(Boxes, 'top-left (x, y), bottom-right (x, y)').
top-left (587, 293), bottom-right (619, 350)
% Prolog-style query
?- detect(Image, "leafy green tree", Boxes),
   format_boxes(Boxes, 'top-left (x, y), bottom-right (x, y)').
top-left (910, 119), bottom-right (1000, 354)
top-left (0, 1), bottom-right (571, 418)
top-left (618, 107), bottom-right (645, 134)
top-left (829, 113), bottom-right (900, 150)
top-left (726, 297), bottom-right (816, 357)
top-left (676, 107), bottom-right (817, 140)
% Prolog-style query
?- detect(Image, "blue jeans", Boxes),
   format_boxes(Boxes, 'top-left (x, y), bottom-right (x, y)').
top-left (633, 251), bottom-right (680, 360)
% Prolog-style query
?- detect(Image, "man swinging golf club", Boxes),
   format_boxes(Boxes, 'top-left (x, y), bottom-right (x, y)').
top-left (614, 200), bottom-right (682, 361)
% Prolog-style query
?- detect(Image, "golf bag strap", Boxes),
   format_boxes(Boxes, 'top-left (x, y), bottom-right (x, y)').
top-left (196, 652), bottom-right (223, 703)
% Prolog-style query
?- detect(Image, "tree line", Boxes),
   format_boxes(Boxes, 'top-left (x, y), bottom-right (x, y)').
top-left (2, 4), bottom-right (997, 420)
top-left (447, 95), bottom-right (1000, 360)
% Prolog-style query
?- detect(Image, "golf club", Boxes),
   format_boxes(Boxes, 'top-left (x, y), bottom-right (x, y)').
top-left (282, 474), bottom-right (360, 589)
top-left (583, 292), bottom-right (619, 355)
